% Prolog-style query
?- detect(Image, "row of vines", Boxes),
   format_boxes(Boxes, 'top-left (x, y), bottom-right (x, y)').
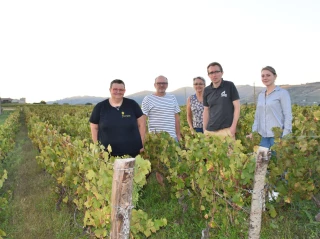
top-left (24, 104), bottom-right (319, 238)
top-left (0, 110), bottom-right (21, 238)
top-left (24, 106), bottom-right (166, 238)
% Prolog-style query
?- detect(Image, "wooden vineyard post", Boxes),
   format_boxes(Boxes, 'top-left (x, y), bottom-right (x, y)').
top-left (248, 146), bottom-right (271, 239)
top-left (110, 158), bottom-right (135, 239)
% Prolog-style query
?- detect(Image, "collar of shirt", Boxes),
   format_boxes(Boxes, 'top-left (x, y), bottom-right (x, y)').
top-left (210, 79), bottom-right (224, 89)
top-left (262, 85), bottom-right (281, 95)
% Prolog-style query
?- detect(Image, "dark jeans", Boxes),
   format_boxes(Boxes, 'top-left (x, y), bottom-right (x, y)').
top-left (194, 128), bottom-right (204, 133)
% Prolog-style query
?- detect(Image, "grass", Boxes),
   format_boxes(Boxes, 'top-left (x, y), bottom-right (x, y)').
top-left (136, 172), bottom-right (208, 239)
top-left (0, 116), bottom-right (87, 239)
top-left (260, 200), bottom-right (320, 239)
top-left (136, 172), bottom-right (319, 239)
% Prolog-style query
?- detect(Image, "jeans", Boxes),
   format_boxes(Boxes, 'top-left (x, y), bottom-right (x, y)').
top-left (194, 128), bottom-right (204, 133)
top-left (259, 137), bottom-right (275, 149)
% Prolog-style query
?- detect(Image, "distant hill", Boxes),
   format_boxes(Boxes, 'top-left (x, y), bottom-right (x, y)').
top-left (48, 96), bottom-right (107, 105)
top-left (47, 82), bottom-right (320, 106)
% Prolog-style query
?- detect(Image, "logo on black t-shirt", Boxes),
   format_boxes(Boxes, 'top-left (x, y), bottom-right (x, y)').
top-left (121, 111), bottom-right (131, 118)
top-left (221, 91), bottom-right (227, 97)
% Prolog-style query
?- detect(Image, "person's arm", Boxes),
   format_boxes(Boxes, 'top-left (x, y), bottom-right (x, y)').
top-left (203, 106), bottom-right (209, 132)
top-left (230, 99), bottom-right (240, 136)
top-left (90, 123), bottom-right (99, 143)
top-left (280, 90), bottom-right (292, 136)
top-left (247, 109), bottom-right (259, 139)
top-left (186, 96), bottom-right (193, 130)
top-left (175, 113), bottom-right (181, 141)
top-left (202, 89), bottom-right (209, 133)
top-left (137, 115), bottom-right (146, 149)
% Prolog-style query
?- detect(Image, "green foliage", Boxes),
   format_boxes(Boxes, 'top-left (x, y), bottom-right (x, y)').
top-left (21, 104), bottom-right (320, 238)
top-left (0, 110), bottom-right (21, 238)
top-left (0, 110), bottom-right (20, 160)
top-left (25, 106), bottom-right (163, 238)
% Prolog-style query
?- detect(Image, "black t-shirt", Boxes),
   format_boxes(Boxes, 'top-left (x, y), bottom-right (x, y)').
top-left (203, 80), bottom-right (240, 131)
top-left (89, 98), bottom-right (143, 157)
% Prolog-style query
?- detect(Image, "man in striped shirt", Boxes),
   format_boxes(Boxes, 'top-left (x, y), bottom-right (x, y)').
top-left (142, 75), bottom-right (181, 141)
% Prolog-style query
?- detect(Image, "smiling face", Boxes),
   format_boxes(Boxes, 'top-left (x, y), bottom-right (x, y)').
top-left (154, 76), bottom-right (168, 96)
top-left (109, 83), bottom-right (126, 100)
top-left (193, 77), bottom-right (205, 93)
top-left (261, 69), bottom-right (277, 87)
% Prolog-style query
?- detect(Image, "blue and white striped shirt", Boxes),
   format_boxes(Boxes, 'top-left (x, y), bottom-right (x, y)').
top-left (142, 94), bottom-right (180, 138)
top-left (252, 86), bottom-right (292, 137)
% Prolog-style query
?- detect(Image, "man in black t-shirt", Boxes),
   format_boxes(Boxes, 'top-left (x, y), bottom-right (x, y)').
top-left (203, 62), bottom-right (240, 138)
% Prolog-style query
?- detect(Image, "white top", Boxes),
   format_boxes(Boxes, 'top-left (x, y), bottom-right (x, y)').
top-left (252, 86), bottom-right (292, 137)
top-left (141, 93), bottom-right (180, 138)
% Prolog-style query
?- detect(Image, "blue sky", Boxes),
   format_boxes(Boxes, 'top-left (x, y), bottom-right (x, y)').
top-left (1, 0), bottom-right (319, 103)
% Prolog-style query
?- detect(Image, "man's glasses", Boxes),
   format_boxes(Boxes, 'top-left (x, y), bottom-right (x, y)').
top-left (193, 83), bottom-right (204, 86)
top-left (112, 88), bottom-right (125, 92)
top-left (156, 82), bottom-right (168, 85)
top-left (208, 71), bottom-right (221, 75)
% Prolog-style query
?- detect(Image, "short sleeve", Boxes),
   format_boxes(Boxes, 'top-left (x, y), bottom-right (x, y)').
top-left (89, 103), bottom-right (102, 124)
top-left (141, 96), bottom-right (150, 116)
top-left (203, 88), bottom-right (209, 107)
top-left (173, 96), bottom-right (181, 113)
top-left (230, 82), bottom-right (240, 101)
top-left (132, 100), bottom-right (143, 119)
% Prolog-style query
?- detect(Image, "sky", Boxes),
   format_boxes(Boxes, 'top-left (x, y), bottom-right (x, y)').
top-left (1, 0), bottom-right (320, 103)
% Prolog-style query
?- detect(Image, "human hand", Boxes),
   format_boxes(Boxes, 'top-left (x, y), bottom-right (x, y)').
top-left (230, 125), bottom-right (236, 136)
top-left (246, 133), bottom-right (253, 139)
top-left (140, 147), bottom-right (144, 153)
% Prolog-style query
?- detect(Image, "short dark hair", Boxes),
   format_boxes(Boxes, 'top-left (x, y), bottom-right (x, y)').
top-left (207, 62), bottom-right (223, 73)
top-left (110, 79), bottom-right (125, 89)
top-left (193, 76), bottom-right (206, 84)
top-left (261, 66), bottom-right (277, 76)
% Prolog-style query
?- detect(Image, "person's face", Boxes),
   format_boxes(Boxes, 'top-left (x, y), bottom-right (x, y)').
top-left (261, 70), bottom-right (276, 87)
top-left (193, 78), bottom-right (205, 92)
top-left (154, 76), bottom-right (168, 94)
top-left (208, 65), bottom-right (223, 85)
top-left (110, 83), bottom-right (125, 99)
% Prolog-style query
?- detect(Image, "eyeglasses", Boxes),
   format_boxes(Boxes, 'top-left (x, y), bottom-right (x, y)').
top-left (193, 83), bottom-right (204, 86)
top-left (156, 82), bottom-right (168, 85)
top-left (208, 71), bottom-right (221, 75)
top-left (112, 88), bottom-right (125, 92)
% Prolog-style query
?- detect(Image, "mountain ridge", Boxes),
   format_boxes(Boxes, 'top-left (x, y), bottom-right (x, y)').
top-left (47, 82), bottom-right (320, 106)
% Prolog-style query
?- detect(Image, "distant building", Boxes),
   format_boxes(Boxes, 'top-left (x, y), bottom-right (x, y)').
top-left (0, 97), bottom-right (26, 104)
top-left (1, 98), bottom-right (13, 103)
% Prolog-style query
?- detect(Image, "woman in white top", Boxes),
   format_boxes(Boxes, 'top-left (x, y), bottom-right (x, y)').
top-left (247, 66), bottom-right (292, 148)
